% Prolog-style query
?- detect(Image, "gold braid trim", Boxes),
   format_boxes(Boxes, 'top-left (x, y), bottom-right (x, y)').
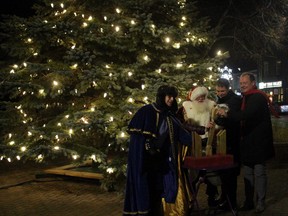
top-left (127, 128), bottom-right (157, 138)
top-left (123, 210), bottom-right (149, 215)
top-left (127, 106), bottom-right (159, 138)
top-left (167, 116), bottom-right (176, 160)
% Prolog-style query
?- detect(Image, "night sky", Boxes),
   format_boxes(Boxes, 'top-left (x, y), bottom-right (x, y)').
top-left (0, 0), bottom-right (35, 18)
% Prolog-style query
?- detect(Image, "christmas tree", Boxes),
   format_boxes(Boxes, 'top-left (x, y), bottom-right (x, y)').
top-left (0, 0), bottom-right (225, 190)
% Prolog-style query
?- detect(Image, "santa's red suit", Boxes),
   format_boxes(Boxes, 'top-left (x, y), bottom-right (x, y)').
top-left (182, 86), bottom-right (216, 139)
top-left (181, 86), bottom-right (219, 206)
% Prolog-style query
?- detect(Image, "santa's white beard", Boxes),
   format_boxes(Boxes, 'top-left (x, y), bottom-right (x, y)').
top-left (184, 99), bottom-right (214, 128)
top-left (182, 99), bottom-right (216, 139)
top-left (190, 100), bottom-right (211, 114)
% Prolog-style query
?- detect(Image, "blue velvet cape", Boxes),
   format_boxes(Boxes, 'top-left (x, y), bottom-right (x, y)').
top-left (123, 104), bottom-right (192, 215)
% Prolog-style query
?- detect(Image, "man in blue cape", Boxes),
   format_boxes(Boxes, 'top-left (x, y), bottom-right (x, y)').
top-left (123, 85), bottom-right (198, 216)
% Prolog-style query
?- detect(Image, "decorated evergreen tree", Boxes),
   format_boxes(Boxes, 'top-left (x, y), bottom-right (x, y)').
top-left (0, 0), bottom-right (225, 190)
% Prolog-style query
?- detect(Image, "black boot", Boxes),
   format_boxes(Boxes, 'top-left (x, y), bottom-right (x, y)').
top-left (239, 201), bottom-right (254, 211)
top-left (206, 179), bottom-right (219, 208)
top-left (208, 196), bottom-right (219, 208)
top-left (239, 178), bottom-right (254, 211)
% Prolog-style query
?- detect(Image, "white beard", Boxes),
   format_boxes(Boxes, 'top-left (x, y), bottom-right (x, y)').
top-left (182, 99), bottom-right (216, 138)
top-left (191, 100), bottom-right (211, 114)
top-left (182, 99), bottom-right (215, 127)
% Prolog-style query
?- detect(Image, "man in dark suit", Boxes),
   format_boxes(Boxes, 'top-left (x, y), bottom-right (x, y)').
top-left (214, 78), bottom-right (241, 211)
top-left (217, 73), bottom-right (275, 213)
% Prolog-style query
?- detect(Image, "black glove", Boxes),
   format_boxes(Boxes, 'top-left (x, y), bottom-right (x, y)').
top-left (183, 122), bottom-right (206, 135)
top-left (145, 138), bottom-right (160, 155)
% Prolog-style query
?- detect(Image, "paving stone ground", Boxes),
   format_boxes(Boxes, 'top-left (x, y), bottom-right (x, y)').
top-left (0, 159), bottom-right (288, 216)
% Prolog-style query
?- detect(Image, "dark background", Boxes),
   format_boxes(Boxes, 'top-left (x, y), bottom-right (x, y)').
top-left (0, 0), bottom-right (36, 18)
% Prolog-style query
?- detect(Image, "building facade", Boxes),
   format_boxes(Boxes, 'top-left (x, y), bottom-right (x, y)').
top-left (257, 56), bottom-right (288, 104)
top-left (231, 58), bottom-right (288, 114)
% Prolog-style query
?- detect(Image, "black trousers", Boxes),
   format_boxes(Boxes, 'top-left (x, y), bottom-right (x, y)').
top-left (193, 170), bottom-right (219, 198)
top-left (219, 167), bottom-right (239, 207)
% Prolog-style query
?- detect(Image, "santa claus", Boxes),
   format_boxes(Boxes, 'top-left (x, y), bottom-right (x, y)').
top-left (182, 86), bottom-right (216, 139)
top-left (181, 86), bottom-right (220, 208)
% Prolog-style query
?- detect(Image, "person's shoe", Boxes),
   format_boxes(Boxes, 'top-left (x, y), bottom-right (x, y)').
top-left (255, 203), bottom-right (265, 213)
top-left (238, 202), bottom-right (254, 211)
top-left (217, 200), bottom-right (237, 211)
top-left (208, 196), bottom-right (219, 208)
top-left (217, 201), bottom-right (230, 211)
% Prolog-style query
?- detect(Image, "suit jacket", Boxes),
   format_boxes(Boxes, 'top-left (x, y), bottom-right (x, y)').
top-left (228, 93), bottom-right (275, 164)
top-left (215, 90), bottom-right (241, 163)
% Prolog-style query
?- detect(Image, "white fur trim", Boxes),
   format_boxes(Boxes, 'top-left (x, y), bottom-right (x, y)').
top-left (182, 99), bottom-right (216, 138)
top-left (189, 86), bottom-right (208, 101)
top-left (183, 100), bottom-right (215, 125)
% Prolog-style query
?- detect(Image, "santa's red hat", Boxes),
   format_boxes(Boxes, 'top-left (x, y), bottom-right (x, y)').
top-left (187, 86), bottom-right (208, 101)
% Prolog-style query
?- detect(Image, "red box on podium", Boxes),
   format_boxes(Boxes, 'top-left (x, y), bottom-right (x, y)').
top-left (183, 154), bottom-right (234, 170)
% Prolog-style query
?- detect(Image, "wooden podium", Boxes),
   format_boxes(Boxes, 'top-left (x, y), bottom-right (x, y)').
top-left (187, 127), bottom-right (233, 169)
top-left (184, 114), bottom-right (236, 216)
top-left (191, 129), bottom-right (227, 157)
